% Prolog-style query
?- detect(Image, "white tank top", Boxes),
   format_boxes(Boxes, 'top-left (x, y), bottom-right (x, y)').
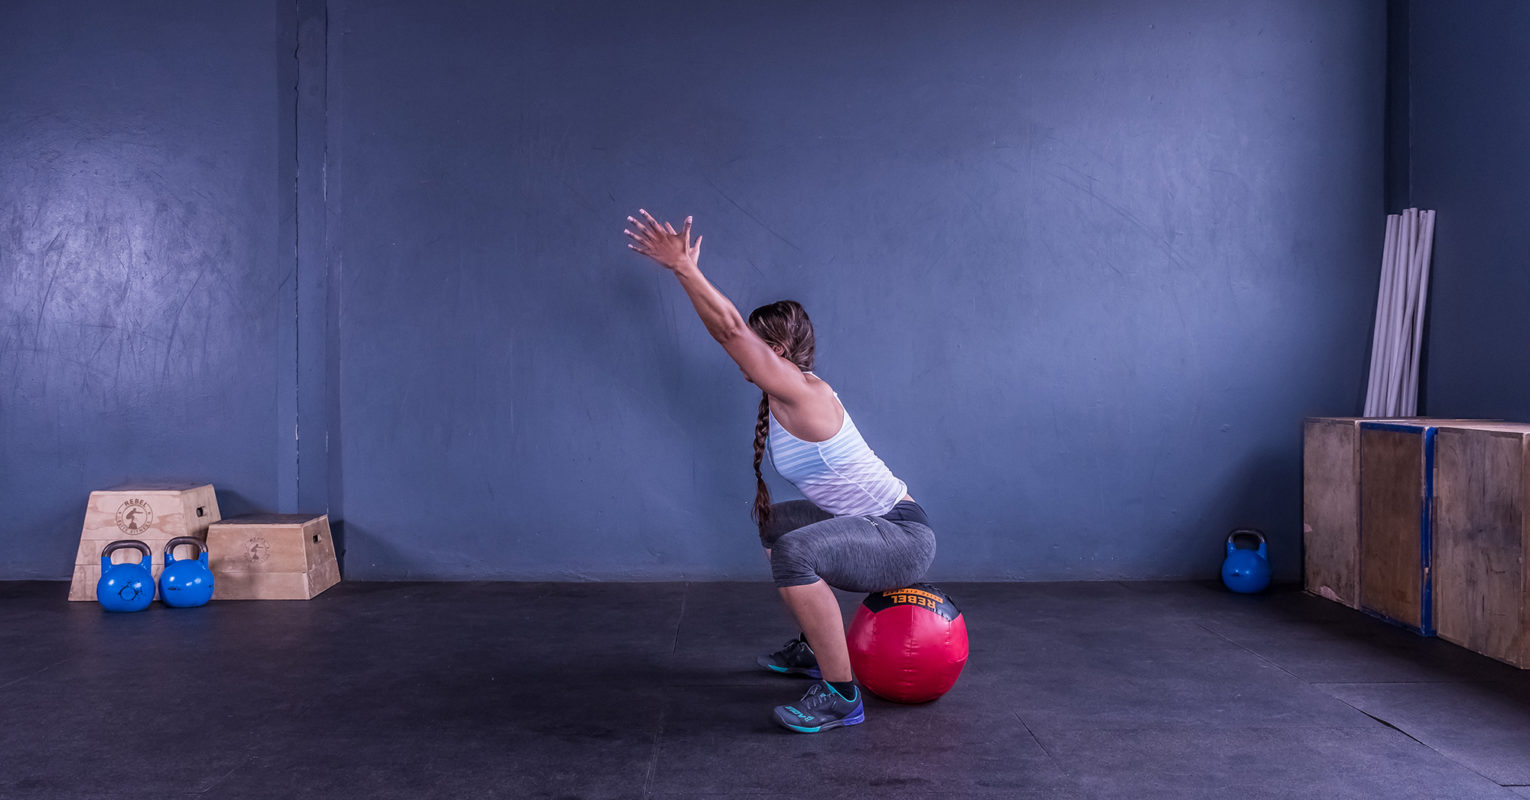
top-left (768, 391), bottom-right (908, 517)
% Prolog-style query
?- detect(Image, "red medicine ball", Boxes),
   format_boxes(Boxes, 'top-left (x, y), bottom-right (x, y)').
top-left (847, 583), bottom-right (969, 703)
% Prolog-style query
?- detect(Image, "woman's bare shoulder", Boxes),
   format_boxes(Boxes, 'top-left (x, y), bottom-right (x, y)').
top-left (772, 373), bottom-right (844, 442)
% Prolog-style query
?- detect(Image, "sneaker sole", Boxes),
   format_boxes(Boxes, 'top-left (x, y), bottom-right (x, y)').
top-left (774, 706), bottom-right (866, 734)
top-left (762, 662), bottom-right (823, 679)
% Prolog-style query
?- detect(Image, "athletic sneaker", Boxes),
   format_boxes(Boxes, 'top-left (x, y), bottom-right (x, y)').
top-left (772, 681), bottom-right (865, 733)
top-left (756, 634), bottom-right (822, 678)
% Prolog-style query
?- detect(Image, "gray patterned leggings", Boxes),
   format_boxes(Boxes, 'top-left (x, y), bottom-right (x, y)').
top-left (759, 499), bottom-right (936, 592)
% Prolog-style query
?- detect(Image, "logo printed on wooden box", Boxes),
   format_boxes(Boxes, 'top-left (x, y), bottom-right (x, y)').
top-left (116, 499), bottom-right (154, 535)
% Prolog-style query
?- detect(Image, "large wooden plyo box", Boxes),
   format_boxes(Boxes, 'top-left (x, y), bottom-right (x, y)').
top-left (68, 483), bottom-right (221, 601)
top-left (1433, 423), bottom-right (1530, 669)
top-left (1303, 418), bottom-right (1481, 613)
top-left (1358, 419), bottom-right (1455, 635)
top-left (208, 514), bottom-right (340, 600)
top-left (1303, 418), bottom-right (1366, 609)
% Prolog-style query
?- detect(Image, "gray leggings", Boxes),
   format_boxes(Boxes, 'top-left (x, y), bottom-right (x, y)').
top-left (760, 499), bottom-right (936, 592)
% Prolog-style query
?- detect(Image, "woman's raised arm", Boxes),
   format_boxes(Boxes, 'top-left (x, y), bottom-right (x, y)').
top-left (625, 210), bottom-right (811, 406)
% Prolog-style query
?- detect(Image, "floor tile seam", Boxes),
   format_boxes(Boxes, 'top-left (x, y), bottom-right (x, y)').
top-left (1012, 710), bottom-right (1054, 759)
top-left (1311, 679), bottom-right (1511, 687)
top-left (646, 795), bottom-right (1047, 799)
top-left (219, 728), bottom-right (666, 740)
top-left (1022, 723), bottom-right (1407, 739)
top-left (1322, 690), bottom-right (1516, 788)
top-left (0, 658), bottom-right (69, 691)
top-left (641, 703), bottom-right (668, 799)
top-left (1191, 621), bottom-right (1305, 682)
top-left (648, 577), bottom-right (686, 800)
top-left (670, 581), bottom-right (689, 659)
top-left (186, 746), bottom-right (258, 795)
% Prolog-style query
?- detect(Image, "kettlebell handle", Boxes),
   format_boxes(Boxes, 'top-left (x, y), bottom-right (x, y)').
top-left (1226, 528), bottom-right (1268, 557)
top-left (102, 539), bottom-right (151, 564)
top-left (163, 536), bottom-right (207, 562)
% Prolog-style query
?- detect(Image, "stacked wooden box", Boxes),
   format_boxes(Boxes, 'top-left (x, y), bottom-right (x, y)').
top-left (1303, 418), bottom-right (1366, 610)
top-left (1432, 423), bottom-right (1530, 668)
top-left (1304, 418), bottom-right (1470, 630)
top-left (1357, 420), bottom-right (1449, 634)
top-left (1304, 418), bottom-right (1530, 668)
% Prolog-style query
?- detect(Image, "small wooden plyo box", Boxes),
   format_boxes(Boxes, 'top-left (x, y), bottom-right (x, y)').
top-left (68, 483), bottom-right (221, 601)
top-left (1433, 423), bottom-right (1530, 668)
top-left (207, 514), bottom-right (340, 600)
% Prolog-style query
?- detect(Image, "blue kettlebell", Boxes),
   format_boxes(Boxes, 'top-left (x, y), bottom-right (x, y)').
top-left (1221, 528), bottom-right (1272, 594)
top-left (97, 540), bottom-right (155, 612)
top-left (159, 536), bottom-right (215, 608)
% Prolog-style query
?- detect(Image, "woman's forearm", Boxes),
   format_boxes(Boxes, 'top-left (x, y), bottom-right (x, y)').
top-left (673, 264), bottom-right (747, 342)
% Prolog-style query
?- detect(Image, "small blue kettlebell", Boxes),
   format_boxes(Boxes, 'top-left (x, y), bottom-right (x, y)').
top-left (1221, 528), bottom-right (1272, 594)
top-left (97, 540), bottom-right (155, 612)
top-left (159, 536), bottom-right (215, 608)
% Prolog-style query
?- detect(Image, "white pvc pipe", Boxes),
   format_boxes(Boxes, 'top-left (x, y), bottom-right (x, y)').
top-left (1403, 210), bottom-right (1437, 415)
top-left (1382, 212), bottom-right (1405, 416)
top-left (1380, 210), bottom-right (1414, 416)
top-left (1399, 209), bottom-right (1426, 415)
top-left (1405, 208), bottom-right (1429, 413)
top-left (1395, 208), bottom-right (1421, 414)
top-left (1365, 215), bottom-right (1400, 417)
top-left (1383, 212), bottom-right (1401, 422)
top-left (1397, 209), bottom-right (1418, 414)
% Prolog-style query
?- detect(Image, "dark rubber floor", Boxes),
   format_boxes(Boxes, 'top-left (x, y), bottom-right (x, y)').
top-left (3, 580), bottom-right (1530, 799)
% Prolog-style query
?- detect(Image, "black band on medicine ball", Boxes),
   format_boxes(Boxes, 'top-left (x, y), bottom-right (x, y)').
top-left (861, 583), bottom-right (961, 622)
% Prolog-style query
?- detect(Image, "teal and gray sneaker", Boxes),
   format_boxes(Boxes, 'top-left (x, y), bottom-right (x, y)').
top-left (772, 681), bottom-right (866, 733)
top-left (756, 634), bottom-right (822, 679)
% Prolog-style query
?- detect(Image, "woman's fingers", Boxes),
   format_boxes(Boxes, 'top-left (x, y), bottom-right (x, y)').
top-left (628, 211), bottom-right (698, 264)
top-left (625, 221), bottom-right (648, 246)
top-left (624, 224), bottom-right (652, 252)
top-left (627, 216), bottom-right (654, 239)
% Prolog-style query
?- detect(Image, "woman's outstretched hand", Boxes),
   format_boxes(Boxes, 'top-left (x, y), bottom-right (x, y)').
top-left (626, 209), bottom-right (702, 272)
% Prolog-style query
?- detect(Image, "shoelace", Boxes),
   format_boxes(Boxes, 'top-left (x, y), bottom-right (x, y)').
top-left (777, 638), bottom-right (811, 660)
top-left (799, 684), bottom-right (835, 710)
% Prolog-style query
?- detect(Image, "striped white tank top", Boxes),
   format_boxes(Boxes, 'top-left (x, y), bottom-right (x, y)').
top-left (768, 393), bottom-right (908, 517)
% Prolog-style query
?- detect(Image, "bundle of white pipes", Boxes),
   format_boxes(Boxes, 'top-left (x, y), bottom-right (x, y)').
top-left (1363, 208), bottom-right (1437, 418)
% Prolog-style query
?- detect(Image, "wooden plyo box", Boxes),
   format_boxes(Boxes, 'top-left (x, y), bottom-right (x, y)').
top-left (208, 514), bottom-right (340, 600)
top-left (1304, 418), bottom-right (1365, 609)
top-left (1302, 418), bottom-right (1483, 612)
top-left (68, 483), bottom-right (221, 601)
top-left (1356, 419), bottom-right (1478, 635)
top-left (1433, 423), bottom-right (1530, 668)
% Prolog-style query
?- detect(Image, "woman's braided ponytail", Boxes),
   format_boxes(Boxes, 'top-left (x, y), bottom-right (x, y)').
top-left (746, 300), bottom-right (816, 534)
top-left (751, 394), bottom-right (773, 532)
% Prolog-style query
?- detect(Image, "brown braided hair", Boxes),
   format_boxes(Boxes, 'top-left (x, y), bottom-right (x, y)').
top-left (747, 300), bottom-right (816, 533)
